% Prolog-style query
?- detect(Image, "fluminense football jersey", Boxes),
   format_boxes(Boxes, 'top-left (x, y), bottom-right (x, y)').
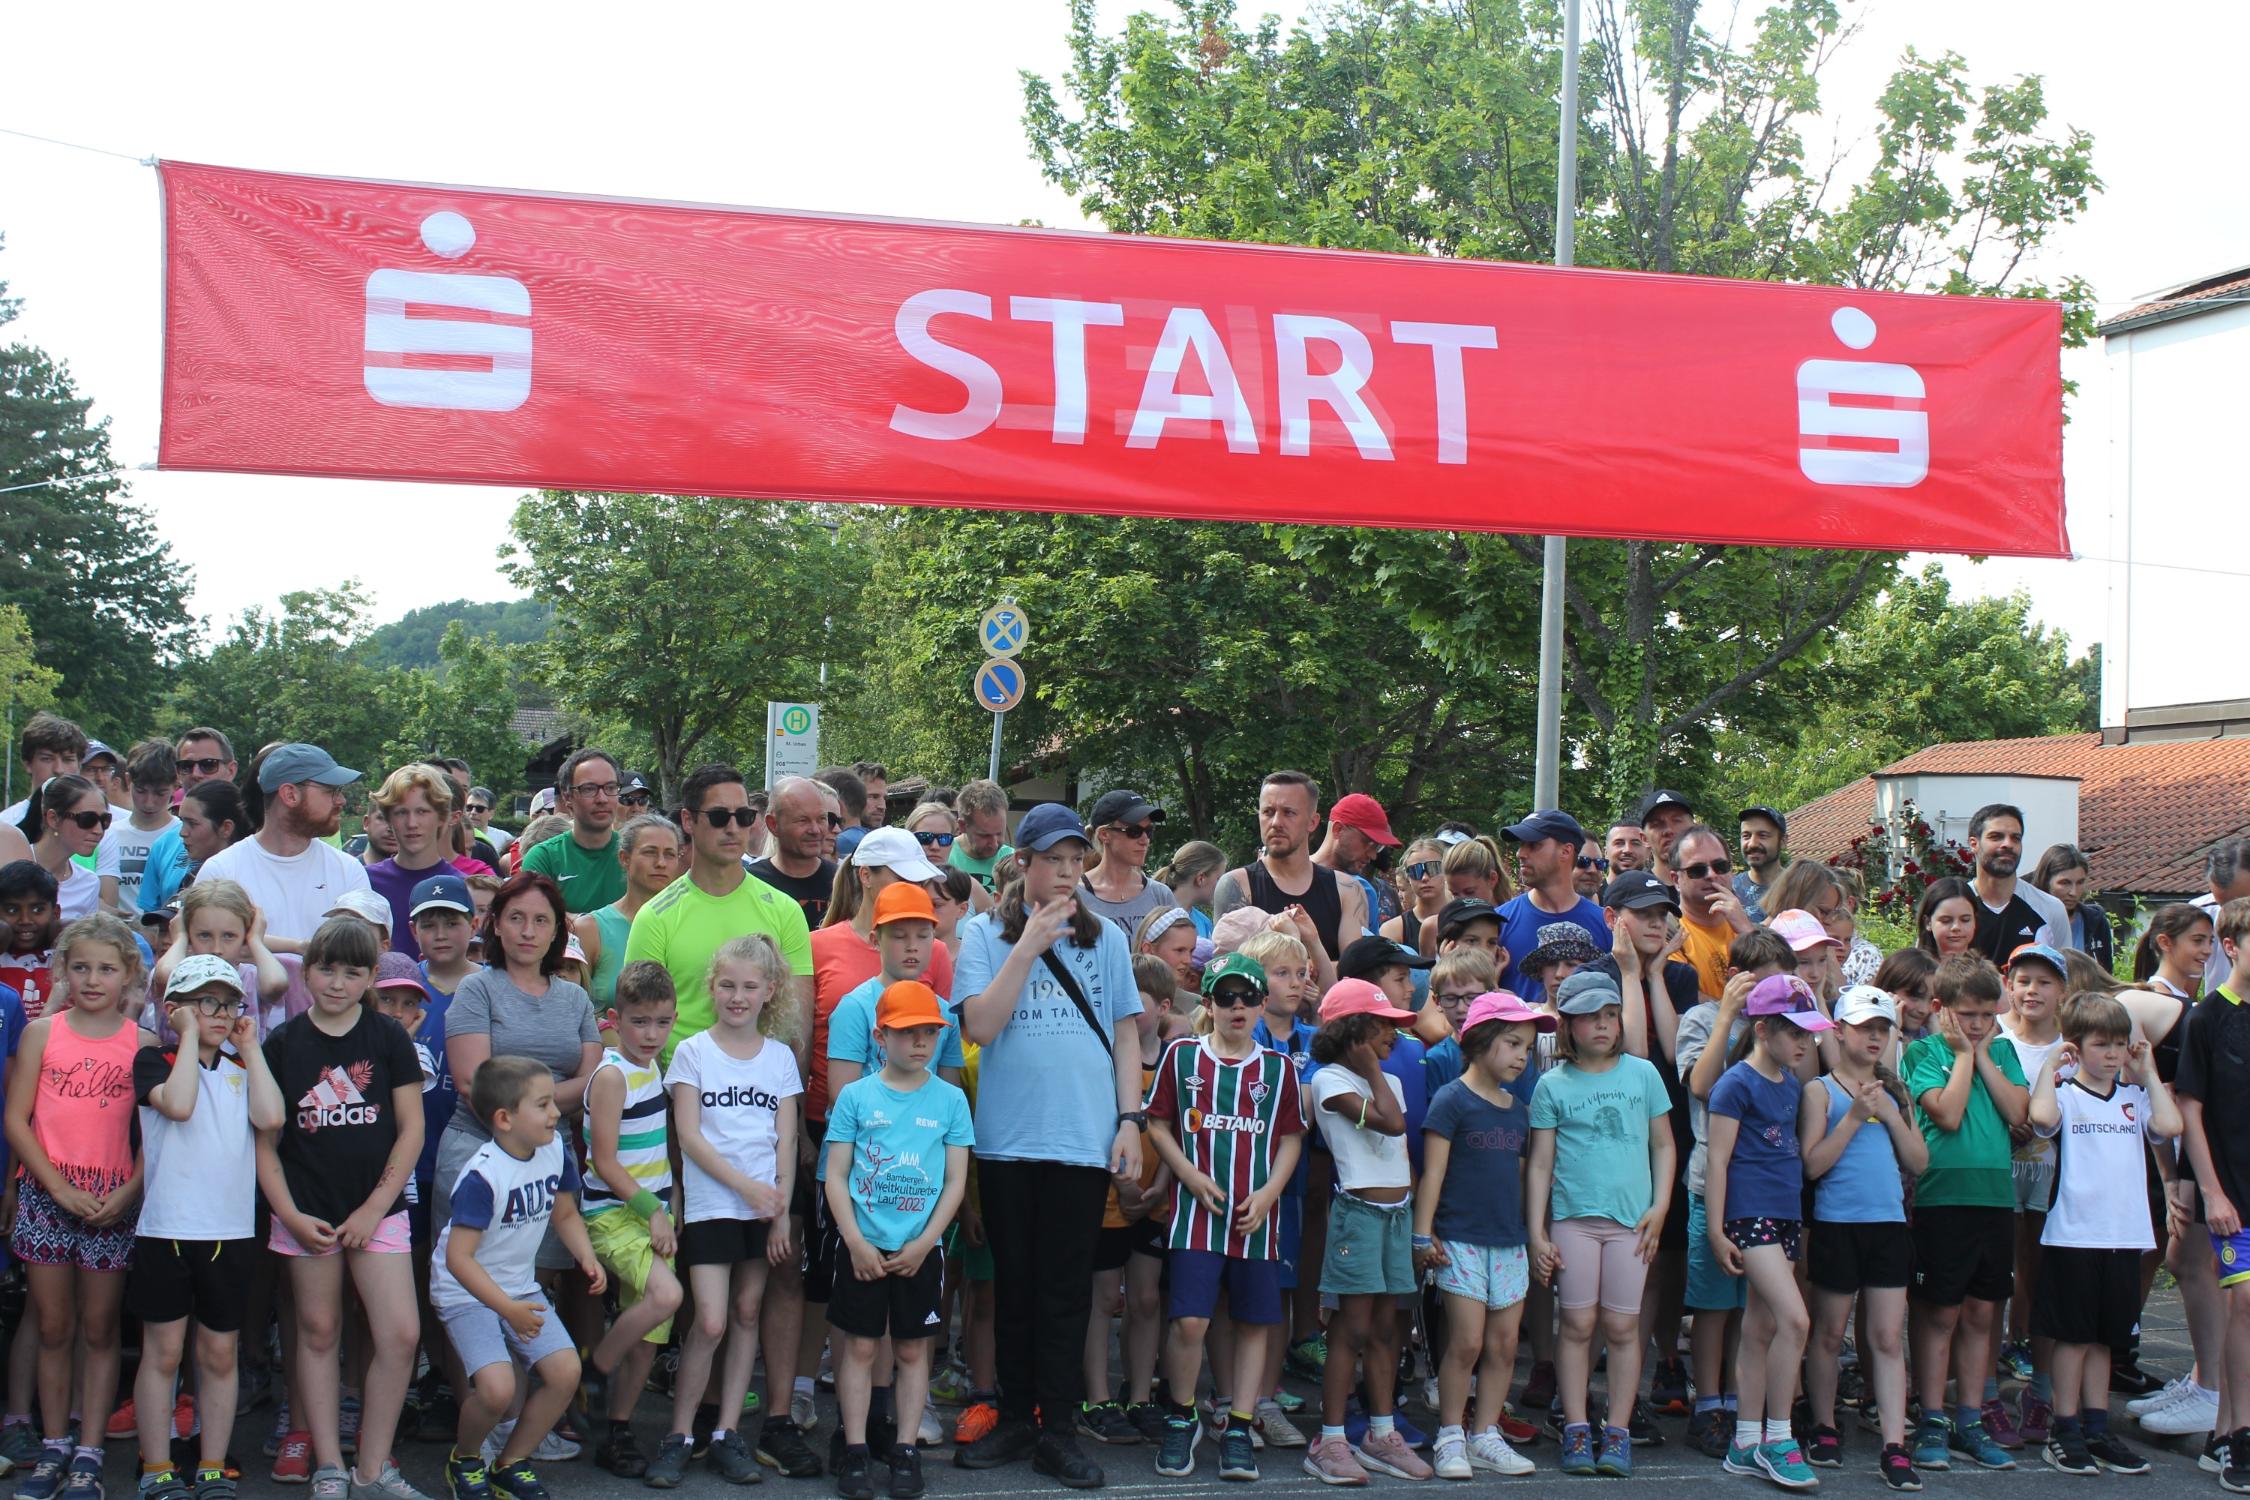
top-left (1145, 1037), bottom-right (1304, 1259)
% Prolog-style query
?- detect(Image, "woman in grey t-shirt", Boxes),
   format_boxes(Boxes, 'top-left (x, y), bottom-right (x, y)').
top-left (434, 873), bottom-right (600, 1245)
top-left (1077, 788), bottom-right (1175, 934)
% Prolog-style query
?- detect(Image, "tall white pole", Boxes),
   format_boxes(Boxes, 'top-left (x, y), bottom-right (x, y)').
top-left (1533, 0), bottom-right (1582, 810)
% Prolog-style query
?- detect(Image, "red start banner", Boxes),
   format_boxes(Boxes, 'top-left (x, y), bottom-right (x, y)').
top-left (156, 160), bottom-right (2068, 557)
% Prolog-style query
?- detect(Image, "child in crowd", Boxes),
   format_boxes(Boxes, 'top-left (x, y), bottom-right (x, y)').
top-left (579, 962), bottom-right (684, 1479)
top-left (1873, 949), bottom-right (1937, 1048)
top-left (930, 869), bottom-right (974, 960)
top-left (256, 915), bottom-right (429, 1500)
top-left (1770, 911), bottom-right (1843, 1004)
top-left (2177, 896), bottom-right (2250, 1493)
top-left (1414, 992), bottom-right (1547, 1480)
top-left (1800, 986), bottom-right (1926, 1489)
top-left (825, 981), bottom-right (975, 1500)
top-left (1146, 955), bottom-right (1305, 1483)
top-left (1419, 950), bottom-right (1498, 1096)
top-left (434, 1056), bottom-right (605, 1500)
top-left (1706, 974), bottom-right (1830, 1491)
top-left (152, 880), bottom-right (292, 1036)
top-left (653, 934), bottom-right (801, 1487)
top-left (5, 914), bottom-right (143, 1500)
top-left (1303, 978), bottom-right (1428, 1486)
top-left (374, 955), bottom-right (436, 1082)
top-left (97, 742), bottom-right (176, 918)
top-left (1903, 954), bottom-right (2029, 1472)
top-left (2027, 992), bottom-right (2182, 1477)
top-left (1677, 926), bottom-right (1795, 1457)
top-left (1997, 943), bottom-right (2069, 1443)
top-left (406, 873), bottom-right (479, 1431)
top-left (0, 862), bottom-right (62, 1020)
top-left (1529, 971), bottom-right (1674, 1478)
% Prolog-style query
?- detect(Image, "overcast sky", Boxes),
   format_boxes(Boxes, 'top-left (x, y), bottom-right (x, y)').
top-left (3, 0), bottom-right (2242, 658)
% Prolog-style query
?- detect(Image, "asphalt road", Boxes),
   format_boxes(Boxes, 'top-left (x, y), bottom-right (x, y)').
top-left (183, 1284), bottom-right (2222, 1499)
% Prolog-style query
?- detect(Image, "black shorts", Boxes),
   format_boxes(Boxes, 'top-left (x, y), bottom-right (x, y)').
top-left (127, 1237), bottom-right (254, 1332)
top-left (678, 1217), bottom-right (773, 1270)
top-left (1093, 1218), bottom-right (1165, 1272)
top-left (802, 1187), bottom-right (846, 1302)
top-left (827, 1248), bottom-right (944, 1340)
top-left (1910, 1205), bottom-right (2013, 1307)
top-left (1809, 1220), bottom-right (1914, 1294)
top-left (2033, 1245), bottom-right (2141, 1348)
top-left (1660, 1175), bottom-right (1690, 1252)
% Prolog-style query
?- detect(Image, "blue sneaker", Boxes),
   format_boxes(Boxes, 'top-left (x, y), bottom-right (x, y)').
top-left (1947, 1418), bottom-right (2016, 1471)
top-left (1595, 1426), bottom-right (1632, 1478)
top-left (15, 1447), bottom-right (68, 1500)
top-left (1155, 1417), bottom-right (1200, 1479)
top-left (1909, 1415), bottom-right (1950, 1471)
top-left (1559, 1425), bottom-right (1596, 1477)
top-left (1755, 1440), bottom-right (1819, 1489)
top-left (1723, 1440), bottom-right (1764, 1477)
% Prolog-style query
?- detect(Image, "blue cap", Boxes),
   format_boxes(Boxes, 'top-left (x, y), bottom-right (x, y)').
top-left (1015, 802), bottom-right (1091, 852)
top-left (1555, 970), bottom-right (1623, 1015)
top-left (408, 872), bottom-right (473, 920)
top-left (2004, 942), bottom-right (2069, 978)
top-left (257, 743), bottom-right (361, 793)
top-left (1501, 809), bottom-right (1588, 846)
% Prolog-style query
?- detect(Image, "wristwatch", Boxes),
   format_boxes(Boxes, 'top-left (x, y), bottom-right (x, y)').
top-left (1118, 1109), bottom-right (1150, 1133)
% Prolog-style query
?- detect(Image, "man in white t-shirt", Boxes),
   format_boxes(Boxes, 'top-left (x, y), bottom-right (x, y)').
top-left (198, 743), bottom-right (370, 950)
top-left (97, 741), bottom-right (178, 915)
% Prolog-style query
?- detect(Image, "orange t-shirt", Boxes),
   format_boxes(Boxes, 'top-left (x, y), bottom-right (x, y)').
top-left (804, 922), bottom-right (956, 1122)
top-left (1674, 914), bottom-right (1735, 1001)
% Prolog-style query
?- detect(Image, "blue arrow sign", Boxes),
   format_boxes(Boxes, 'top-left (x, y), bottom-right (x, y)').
top-left (974, 658), bottom-right (1026, 713)
top-left (979, 603), bottom-right (1029, 657)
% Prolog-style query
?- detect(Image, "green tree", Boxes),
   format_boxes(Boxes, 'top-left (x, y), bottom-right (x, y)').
top-left (1710, 564), bottom-right (2095, 813)
top-left (503, 492), bottom-right (864, 800)
top-left (378, 623), bottom-right (539, 791)
top-left (0, 238), bottom-right (192, 729)
top-left (1023, 0), bottom-right (2098, 809)
top-left (0, 605), bottom-right (63, 718)
top-left (363, 598), bottom-right (555, 673)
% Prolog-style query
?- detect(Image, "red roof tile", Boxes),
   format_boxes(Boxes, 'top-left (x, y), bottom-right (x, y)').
top-left (1787, 731), bottom-right (2250, 896)
top-left (2098, 267), bottom-right (2250, 337)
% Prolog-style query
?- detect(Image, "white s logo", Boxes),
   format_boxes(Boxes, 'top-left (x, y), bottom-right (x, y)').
top-left (1797, 307), bottom-right (1928, 488)
top-left (364, 212), bottom-right (532, 413)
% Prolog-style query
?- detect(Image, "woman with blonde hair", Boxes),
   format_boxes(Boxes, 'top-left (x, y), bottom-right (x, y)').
top-left (1382, 838), bottom-right (1448, 953)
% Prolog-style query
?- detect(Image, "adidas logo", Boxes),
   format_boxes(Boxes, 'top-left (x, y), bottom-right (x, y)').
top-left (924, 1311), bottom-right (941, 1325)
top-left (296, 1063), bottom-right (378, 1130)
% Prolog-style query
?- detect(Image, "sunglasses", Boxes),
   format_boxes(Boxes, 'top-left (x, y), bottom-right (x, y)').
top-left (915, 831), bottom-right (956, 850)
top-left (619, 792), bottom-right (652, 808)
top-left (1207, 988), bottom-right (1261, 1009)
top-left (1110, 823), bottom-right (1153, 841)
top-left (1681, 858), bottom-right (1732, 879)
top-left (825, 813), bottom-right (843, 828)
top-left (1405, 861), bottom-right (1442, 880)
top-left (178, 757), bottom-right (228, 776)
top-left (465, 803), bottom-right (489, 815)
top-left (694, 807), bottom-right (762, 828)
top-left (1576, 855), bottom-right (1609, 871)
top-left (60, 810), bottom-right (111, 833)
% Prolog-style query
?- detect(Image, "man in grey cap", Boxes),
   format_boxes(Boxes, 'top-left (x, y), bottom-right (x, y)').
top-left (198, 742), bottom-right (369, 949)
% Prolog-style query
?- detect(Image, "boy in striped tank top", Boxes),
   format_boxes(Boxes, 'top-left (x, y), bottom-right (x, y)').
top-left (1145, 954), bottom-right (1307, 1483)
top-left (578, 962), bottom-right (685, 1478)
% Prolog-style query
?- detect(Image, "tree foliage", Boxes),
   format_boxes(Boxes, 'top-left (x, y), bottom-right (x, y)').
top-left (1023, 0), bottom-right (2099, 810)
top-left (0, 239), bottom-right (192, 730)
top-left (503, 492), bottom-right (865, 800)
top-left (363, 598), bottom-right (555, 673)
top-left (378, 623), bottom-right (539, 788)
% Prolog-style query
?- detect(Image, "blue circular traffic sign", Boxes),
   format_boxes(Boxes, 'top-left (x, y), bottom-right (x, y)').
top-left (979, 603), bottom-right (1030, 658)
top-left (973, 658), bottom-right (1026, 713)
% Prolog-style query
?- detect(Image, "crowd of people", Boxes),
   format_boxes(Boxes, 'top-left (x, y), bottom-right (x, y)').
top-left (0, 710), bottom-right (2242, 1500)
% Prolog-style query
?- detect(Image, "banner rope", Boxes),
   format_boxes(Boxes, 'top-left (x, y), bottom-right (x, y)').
top-left (0, 124), bottom-right (153, 166)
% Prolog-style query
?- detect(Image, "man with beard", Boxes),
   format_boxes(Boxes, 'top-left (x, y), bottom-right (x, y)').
top-left (1494, 810), bottom-right (1608, 996)
top-left (1965, 803), bottom-right (2068, 965)
top-left (1667, 824), bottom-right (1753, 1000)
top-left (1606, 821), bottom-right (1651, 875)
top-left (1212, 770), bottom-right (1364, 961)
top-left (750, 776), bottom-right (838, 928)
top-left (1637, 789), bottom-right (1697, 883)
top-left (1733, 805), bottom-right (1787, 923)
top-left (198, 742), bottom-right (369, 946)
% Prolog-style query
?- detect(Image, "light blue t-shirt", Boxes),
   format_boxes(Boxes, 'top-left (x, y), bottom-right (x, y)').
top-left (818, 975), bottom-right (966, 1182)
top-left (138, 826), bottom-right (192, 914)
top-left (1812, 1074), bottom-right (1907, 1223)
top-left (826, 1071), bottom-right (974, 1252)
top-left (1528, 1053), bottom-right (1672, 1228)
top-left (952, 911), bottom-right (1142, 1169)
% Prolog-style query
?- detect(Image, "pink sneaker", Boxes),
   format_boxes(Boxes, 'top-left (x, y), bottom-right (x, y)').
top-left (1979, 1398), bottom-right (2023, 1450)
top-left (1301, 1435), bottom-right (1371, 1486)
top-left (1354, 1428), bottom-right (1435, 1480)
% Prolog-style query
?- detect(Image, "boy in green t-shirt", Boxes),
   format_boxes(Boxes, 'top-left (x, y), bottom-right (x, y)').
top-left (1901, 955), bottom-right (2030, 1472)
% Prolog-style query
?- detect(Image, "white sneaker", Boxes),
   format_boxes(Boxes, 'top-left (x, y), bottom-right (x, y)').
top-left (1253, 1399), bottom-right (1308, 1448)
top-left (1434, 1435), bottom-right (1473, 1480)
top-left (918, 1401), bottom-right (946, 1448)
top-left (1470, 1428), bottom-right (1537, 1476)
top-left (791, 1387), bottom-right (817, 1432)
top-left (531, 1426), bottom-right (581, 1462)
top-left (2142, 1382), bottom-right (2220, 1436)
top-left (2126, 1374), bottom-right (2193, 1418)
top-left (1423, 1377), bottom-right (1442, 1411)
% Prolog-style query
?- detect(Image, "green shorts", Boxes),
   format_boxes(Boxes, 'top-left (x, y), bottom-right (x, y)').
top-left (586, 1207), bottom-right (676, 1343)
top-left (943, 1220), bottom-right (995, 1282)
top-left (1320, 1192), bottom-right (1415, 1298)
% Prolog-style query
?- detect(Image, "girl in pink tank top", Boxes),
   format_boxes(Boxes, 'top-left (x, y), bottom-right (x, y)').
top-left (2, 913), bottom-right (144, 1465)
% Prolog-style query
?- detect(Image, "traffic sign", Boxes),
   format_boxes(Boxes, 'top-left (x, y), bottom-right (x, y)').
top-left (765, 700), bottom-right (821, 789)
top-left (973, 659), bottom-right (1026, 714)
top-left (979, 601), bottom-right (1030, 658)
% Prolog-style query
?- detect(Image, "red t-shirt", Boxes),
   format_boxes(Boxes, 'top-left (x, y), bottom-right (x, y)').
top-left (804, 923), bottom-right (955, 1123)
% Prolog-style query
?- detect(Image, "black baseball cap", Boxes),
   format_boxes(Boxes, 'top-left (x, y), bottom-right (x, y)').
top-left (1737, 804), bottom-right (1787, 837)
top-left (1501, 810), bottom-right (1587, 846)
top-left (1336, 935), bottom-right (1435, 981)
top-left (1637, 788), bottom-right (1695, 822)
top-left (1601, 869), bottom-right (1681, 913)
top-left (1436, 897), bottom-right (1504, 939)
top-left (1087, 789), bottom-right (1166, 829)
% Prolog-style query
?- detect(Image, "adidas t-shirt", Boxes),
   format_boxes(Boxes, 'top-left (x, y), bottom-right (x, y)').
top-left (133, 1042), bottom-right (256, 1240)
top-left (1145, 1037), bottom-right (1305, 1259)
top-left (431, 1136), bottom-right (582, 1312)
top-left (262, 1006), bottom-right (424, 1227)
top-left (667, 1028), bottom-right (801, 1224)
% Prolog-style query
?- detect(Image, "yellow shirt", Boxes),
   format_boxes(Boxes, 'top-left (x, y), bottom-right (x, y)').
top-left (1674, 914), bottom-right (1735, 1001)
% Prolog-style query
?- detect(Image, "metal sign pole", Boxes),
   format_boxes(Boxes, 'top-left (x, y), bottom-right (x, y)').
top-left (988, 710), bottom-right (1005, 784)
top-left (1532, 0), bottom-right (1582, 811)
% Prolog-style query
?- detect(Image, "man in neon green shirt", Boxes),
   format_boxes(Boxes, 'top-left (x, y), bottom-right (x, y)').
top-left (524, 747), bottom-right (628, 914)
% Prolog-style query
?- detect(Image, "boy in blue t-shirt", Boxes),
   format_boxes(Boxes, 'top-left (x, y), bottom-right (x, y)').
top-left (825, 982), bottom-right (974, 1500)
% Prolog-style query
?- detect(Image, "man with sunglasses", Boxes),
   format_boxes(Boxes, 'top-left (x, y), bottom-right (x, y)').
top-left (523, 747), bottom-right (630, 914)
top-left (1315, 792), bottom-right (1402, 934)
top-left (815, 766), bottom-right (870, 862)
top-left (750, 776), bottom-right (839, 928)
top-left (1494, 811), bottom-right (1609, 997)
top-left (135, 728), bottom-right (238, 919)
top-left (1078, 789), bottom-right (1175, 933)
top-left (199, 742), bottom-right (370, 950)
top-left (465, 785), bottom-right (513, 858)
top-left (1668, 824), bottom-right (1753, 1000)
